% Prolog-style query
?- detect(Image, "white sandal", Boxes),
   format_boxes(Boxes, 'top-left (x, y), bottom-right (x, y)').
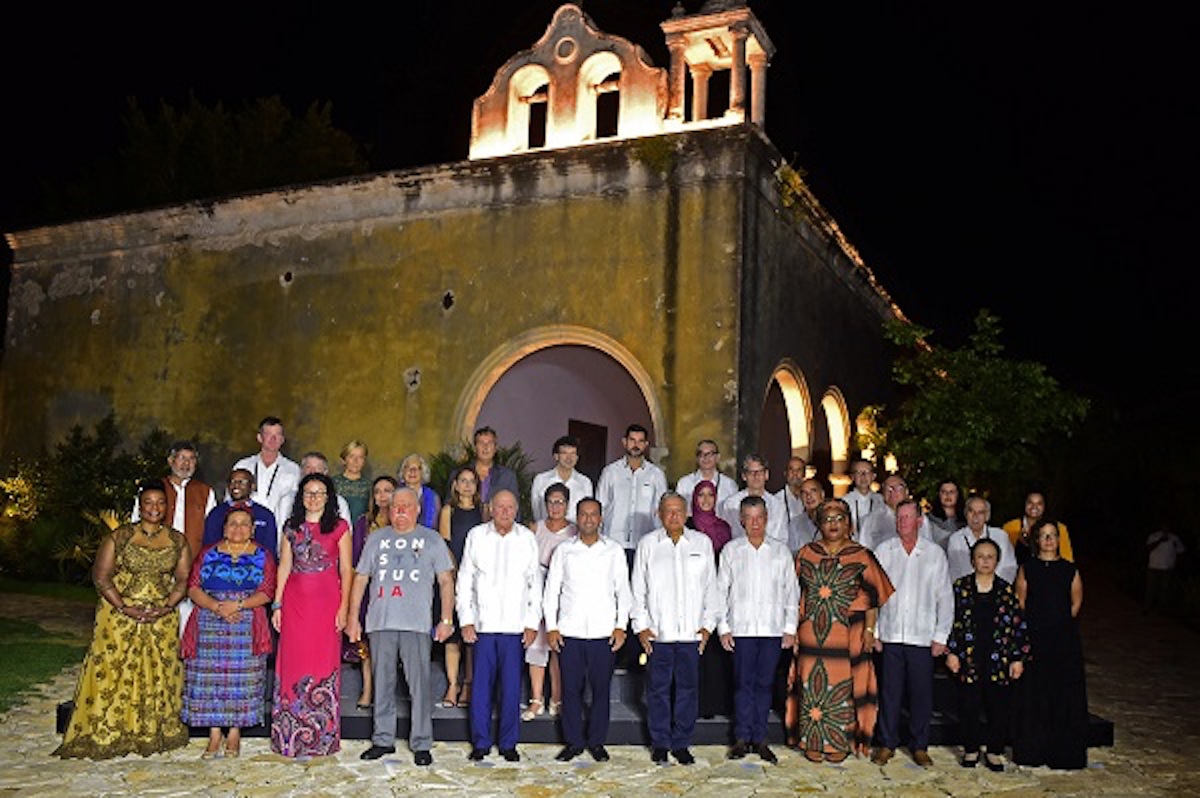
top-left (521, 698), bottom-right (545, 721)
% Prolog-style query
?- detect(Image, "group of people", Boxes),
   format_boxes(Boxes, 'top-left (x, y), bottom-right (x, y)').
top-left (53, 417), bottom-right (1090, 774)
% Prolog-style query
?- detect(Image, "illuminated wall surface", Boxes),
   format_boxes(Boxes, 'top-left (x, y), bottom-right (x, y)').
top-left (2, 5), bottom-right (901, 483)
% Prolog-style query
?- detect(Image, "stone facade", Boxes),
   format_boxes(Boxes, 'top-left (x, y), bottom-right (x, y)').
top-left (2, 4), bottom-right (900, 487)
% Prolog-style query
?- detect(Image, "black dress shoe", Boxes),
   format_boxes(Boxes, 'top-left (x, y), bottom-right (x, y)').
top-left (468, 747), bottom-right (489, 761)
top-left (499, 748), bottom-right (520, 762)
top-left (413, 750), bottom-right (432, 766)
top-left (588, 745), bottom-right (610, 762)
top-left (728, 740), bottom-right (748, 759)
top-left (671, 748), bottom-right (695, 765)
top-left (961, 752), bottom-right (979, 768)
top-left (754, 743), bottom-right (778, 764)
top-left (651, 747), bottom-right (669, 763)
top-left (556, 745), bottom-right (584, 762)
top-left (984, 754), bottom-right (1005, 772)
top-left (360, 744), bottom-right (395, 760)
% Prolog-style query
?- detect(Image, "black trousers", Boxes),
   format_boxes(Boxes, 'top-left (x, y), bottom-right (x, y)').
top-left (957, 678), bottom-right (1010, 754)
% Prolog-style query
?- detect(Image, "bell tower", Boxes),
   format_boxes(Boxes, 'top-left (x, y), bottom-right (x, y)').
top-left (660, 0), bottom-right (775, 128)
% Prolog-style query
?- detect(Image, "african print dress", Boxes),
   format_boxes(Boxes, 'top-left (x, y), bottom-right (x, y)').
top-left (54, 527), bottom-right (189, 759)
top-left (271, 520), bottom-right (348, 757)
top-left (790, 541), bottom-right (894, 759)
top-left (181, 544), bottom-right (276, 727)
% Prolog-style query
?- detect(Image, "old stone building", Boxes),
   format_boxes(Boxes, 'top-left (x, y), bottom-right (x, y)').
top-left (2, 2), bottom-right (904, 492)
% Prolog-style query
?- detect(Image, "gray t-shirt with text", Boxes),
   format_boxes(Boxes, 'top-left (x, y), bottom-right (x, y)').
top-left (356, 525), bottom-right (453, 634)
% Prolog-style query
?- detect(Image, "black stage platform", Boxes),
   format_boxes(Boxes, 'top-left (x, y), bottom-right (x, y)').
top-left (58, 661), bottom-right (1114, 748)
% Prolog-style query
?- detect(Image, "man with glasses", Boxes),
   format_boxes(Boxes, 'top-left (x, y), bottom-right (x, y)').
top-left (203, 468), bottom-right (278, 556)
top-left (676, 440), bottom-right (737, 513)
top-left (859, 475), bottom-right (932, 551)
top-left (719, 454), bottom-right (786, 546)
top-left (530, 435), bottom-right (593, 522)
top-left (843, 457), bottom-right (885, 534)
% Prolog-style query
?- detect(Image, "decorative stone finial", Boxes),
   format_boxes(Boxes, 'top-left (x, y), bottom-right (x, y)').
top-left (699, 0), bottom-right (748, 12)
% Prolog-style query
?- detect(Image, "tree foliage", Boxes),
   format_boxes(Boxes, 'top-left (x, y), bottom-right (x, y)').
top-left (45, 94), bottom-right (368, 220)
top-left (862, 311), bottom-right (1089, 502)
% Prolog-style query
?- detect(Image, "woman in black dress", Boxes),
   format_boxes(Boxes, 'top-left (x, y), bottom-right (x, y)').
top-left (1013, 518), bottom-right (1088, 769)
top-left (438, 466), bottom-right (483, 708)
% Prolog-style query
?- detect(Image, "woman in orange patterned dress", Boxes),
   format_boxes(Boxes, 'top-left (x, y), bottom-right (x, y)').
top-left (790, 498), bottom-right (894, 762)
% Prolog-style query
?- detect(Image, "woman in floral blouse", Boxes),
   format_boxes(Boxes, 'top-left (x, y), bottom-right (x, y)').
top-left (946, 537), bottom-right (1028, 771)
top-left (791, 498), bottom-right (894, 762)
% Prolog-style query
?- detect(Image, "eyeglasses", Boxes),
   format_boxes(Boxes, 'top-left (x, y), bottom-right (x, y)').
top-left (547, 499), bottom-right (567, 506)
top-left (820, 514), bottom-right (847, 524)
top-left (885, 483), bottom-right (907, 493)
top-left (303, 490), bottom-right (327, 499)
top-left (229, 478), bottom-right (251, 486)
top-left (744, 468), bottom-right (766, 475)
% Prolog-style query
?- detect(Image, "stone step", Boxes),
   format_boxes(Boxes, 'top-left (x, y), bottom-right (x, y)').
top-left (56, 662), bottom-right (1114, 748)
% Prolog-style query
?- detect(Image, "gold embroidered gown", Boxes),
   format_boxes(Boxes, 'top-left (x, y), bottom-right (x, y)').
top-left (54, 526), bottom-right (189, 759)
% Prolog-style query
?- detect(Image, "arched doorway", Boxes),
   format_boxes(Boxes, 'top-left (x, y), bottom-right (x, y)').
top-left (453, 326), bottom-right (664, 485)
top-left (821, 388), bottom-right (852, 496)
top-left (758, 361), bottom-right (812, 493)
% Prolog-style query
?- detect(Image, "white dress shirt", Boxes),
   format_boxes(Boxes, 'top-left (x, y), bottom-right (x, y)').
top-left (597, 458), bottom-right (668, 550)
top-left (719, 489), bottom-right (788, 547)
top-left (676, 470), bottom-right (738, 514)
top-left (945, 525), bottom-right (1018, 584)
top-left (874, 537), bottom-right (954, 646)
top-left (530, 467), bottom-right (594, 522)
top-left (631, 528), bottom-right (720, 642)
top-left (843, 489), bottom-right (886, 537)
top-left (543, 536), bottom-right (632, 639)
top-left (775, 487), bottom-right (818, 553)
top-left (716, 537), bottom-right (800, 638)
top-left (233, 453), bottom-right (300, 527)
top-left (456, 521), bottom-right (543, 633)
top-left (858, 506), bottom-right (933, 551)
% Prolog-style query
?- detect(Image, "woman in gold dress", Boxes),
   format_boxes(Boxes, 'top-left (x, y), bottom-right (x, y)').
top-left (54, 480), bottom-right (192, 759)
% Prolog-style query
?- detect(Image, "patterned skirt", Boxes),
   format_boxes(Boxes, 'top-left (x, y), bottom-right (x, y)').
top-left (181, 590), bottom-right (267, 727)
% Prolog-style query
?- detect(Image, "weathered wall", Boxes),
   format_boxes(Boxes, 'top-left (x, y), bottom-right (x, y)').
top-left (733, 133), bottom-right (897, 467)
top-left (3, 128), bottom-right (767, 482)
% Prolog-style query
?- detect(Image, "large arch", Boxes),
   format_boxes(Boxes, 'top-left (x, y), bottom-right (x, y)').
top-left (758, 360), bottom-right (813, 491)
top-left (452, 325), bottom-right (667, 456)
top-left (820, 387), bottom-right (852, 496)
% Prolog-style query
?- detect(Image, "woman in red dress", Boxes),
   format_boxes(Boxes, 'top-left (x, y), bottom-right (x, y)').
top-left (270, 473), bottom-right (352, 757)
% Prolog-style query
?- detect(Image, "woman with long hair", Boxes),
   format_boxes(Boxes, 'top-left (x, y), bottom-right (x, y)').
top-left (270, 473), bottom-right (352, 757)
top-left (438, 466), bottom-right (482, 707)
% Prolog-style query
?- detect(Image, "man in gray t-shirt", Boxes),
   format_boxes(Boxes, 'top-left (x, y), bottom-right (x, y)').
top-left (348, 488), bottom-right (455, 766)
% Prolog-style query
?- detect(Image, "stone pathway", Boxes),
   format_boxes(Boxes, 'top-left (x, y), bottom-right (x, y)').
top-left (2, 564), bottom-right (1196, 797)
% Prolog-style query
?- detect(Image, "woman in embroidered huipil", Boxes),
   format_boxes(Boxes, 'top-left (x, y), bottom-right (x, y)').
top-left (181, 508), bottom-right (276, 758)
top-left (945, 536), bottom-right (1028, 771)
top-left (270, 473), bottom-right (352, 757)
top-left (791, 498), bottom-right (894, 762)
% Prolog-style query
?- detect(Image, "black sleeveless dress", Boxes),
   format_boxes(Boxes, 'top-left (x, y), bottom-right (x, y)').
top-left (1012, 558), bottom-right (1088, 769)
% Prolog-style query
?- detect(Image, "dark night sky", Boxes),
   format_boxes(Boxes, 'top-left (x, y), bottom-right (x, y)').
top-left (2, 1), bottom-right (1196, 406)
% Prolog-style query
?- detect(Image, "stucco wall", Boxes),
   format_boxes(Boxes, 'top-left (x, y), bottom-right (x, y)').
top-left (3, 129), bottom-right (770, 481)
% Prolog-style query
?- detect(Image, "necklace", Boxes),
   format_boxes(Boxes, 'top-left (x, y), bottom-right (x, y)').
top-left (141, 524), bottom-right (165, 541)
top-left (225, 540), bottom-right (253, 562)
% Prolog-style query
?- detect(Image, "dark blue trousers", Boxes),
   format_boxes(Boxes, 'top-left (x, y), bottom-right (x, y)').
top-left (470, 633), bottom-right (523, 750)
top-left (559, 636), bottom-right (615, 748)
top-left (646, 641), bottom-right (700, 750)
top-left (878, 643), bottom-right (934, 750)
top-left (732, 636), bottom-right (781, 744)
